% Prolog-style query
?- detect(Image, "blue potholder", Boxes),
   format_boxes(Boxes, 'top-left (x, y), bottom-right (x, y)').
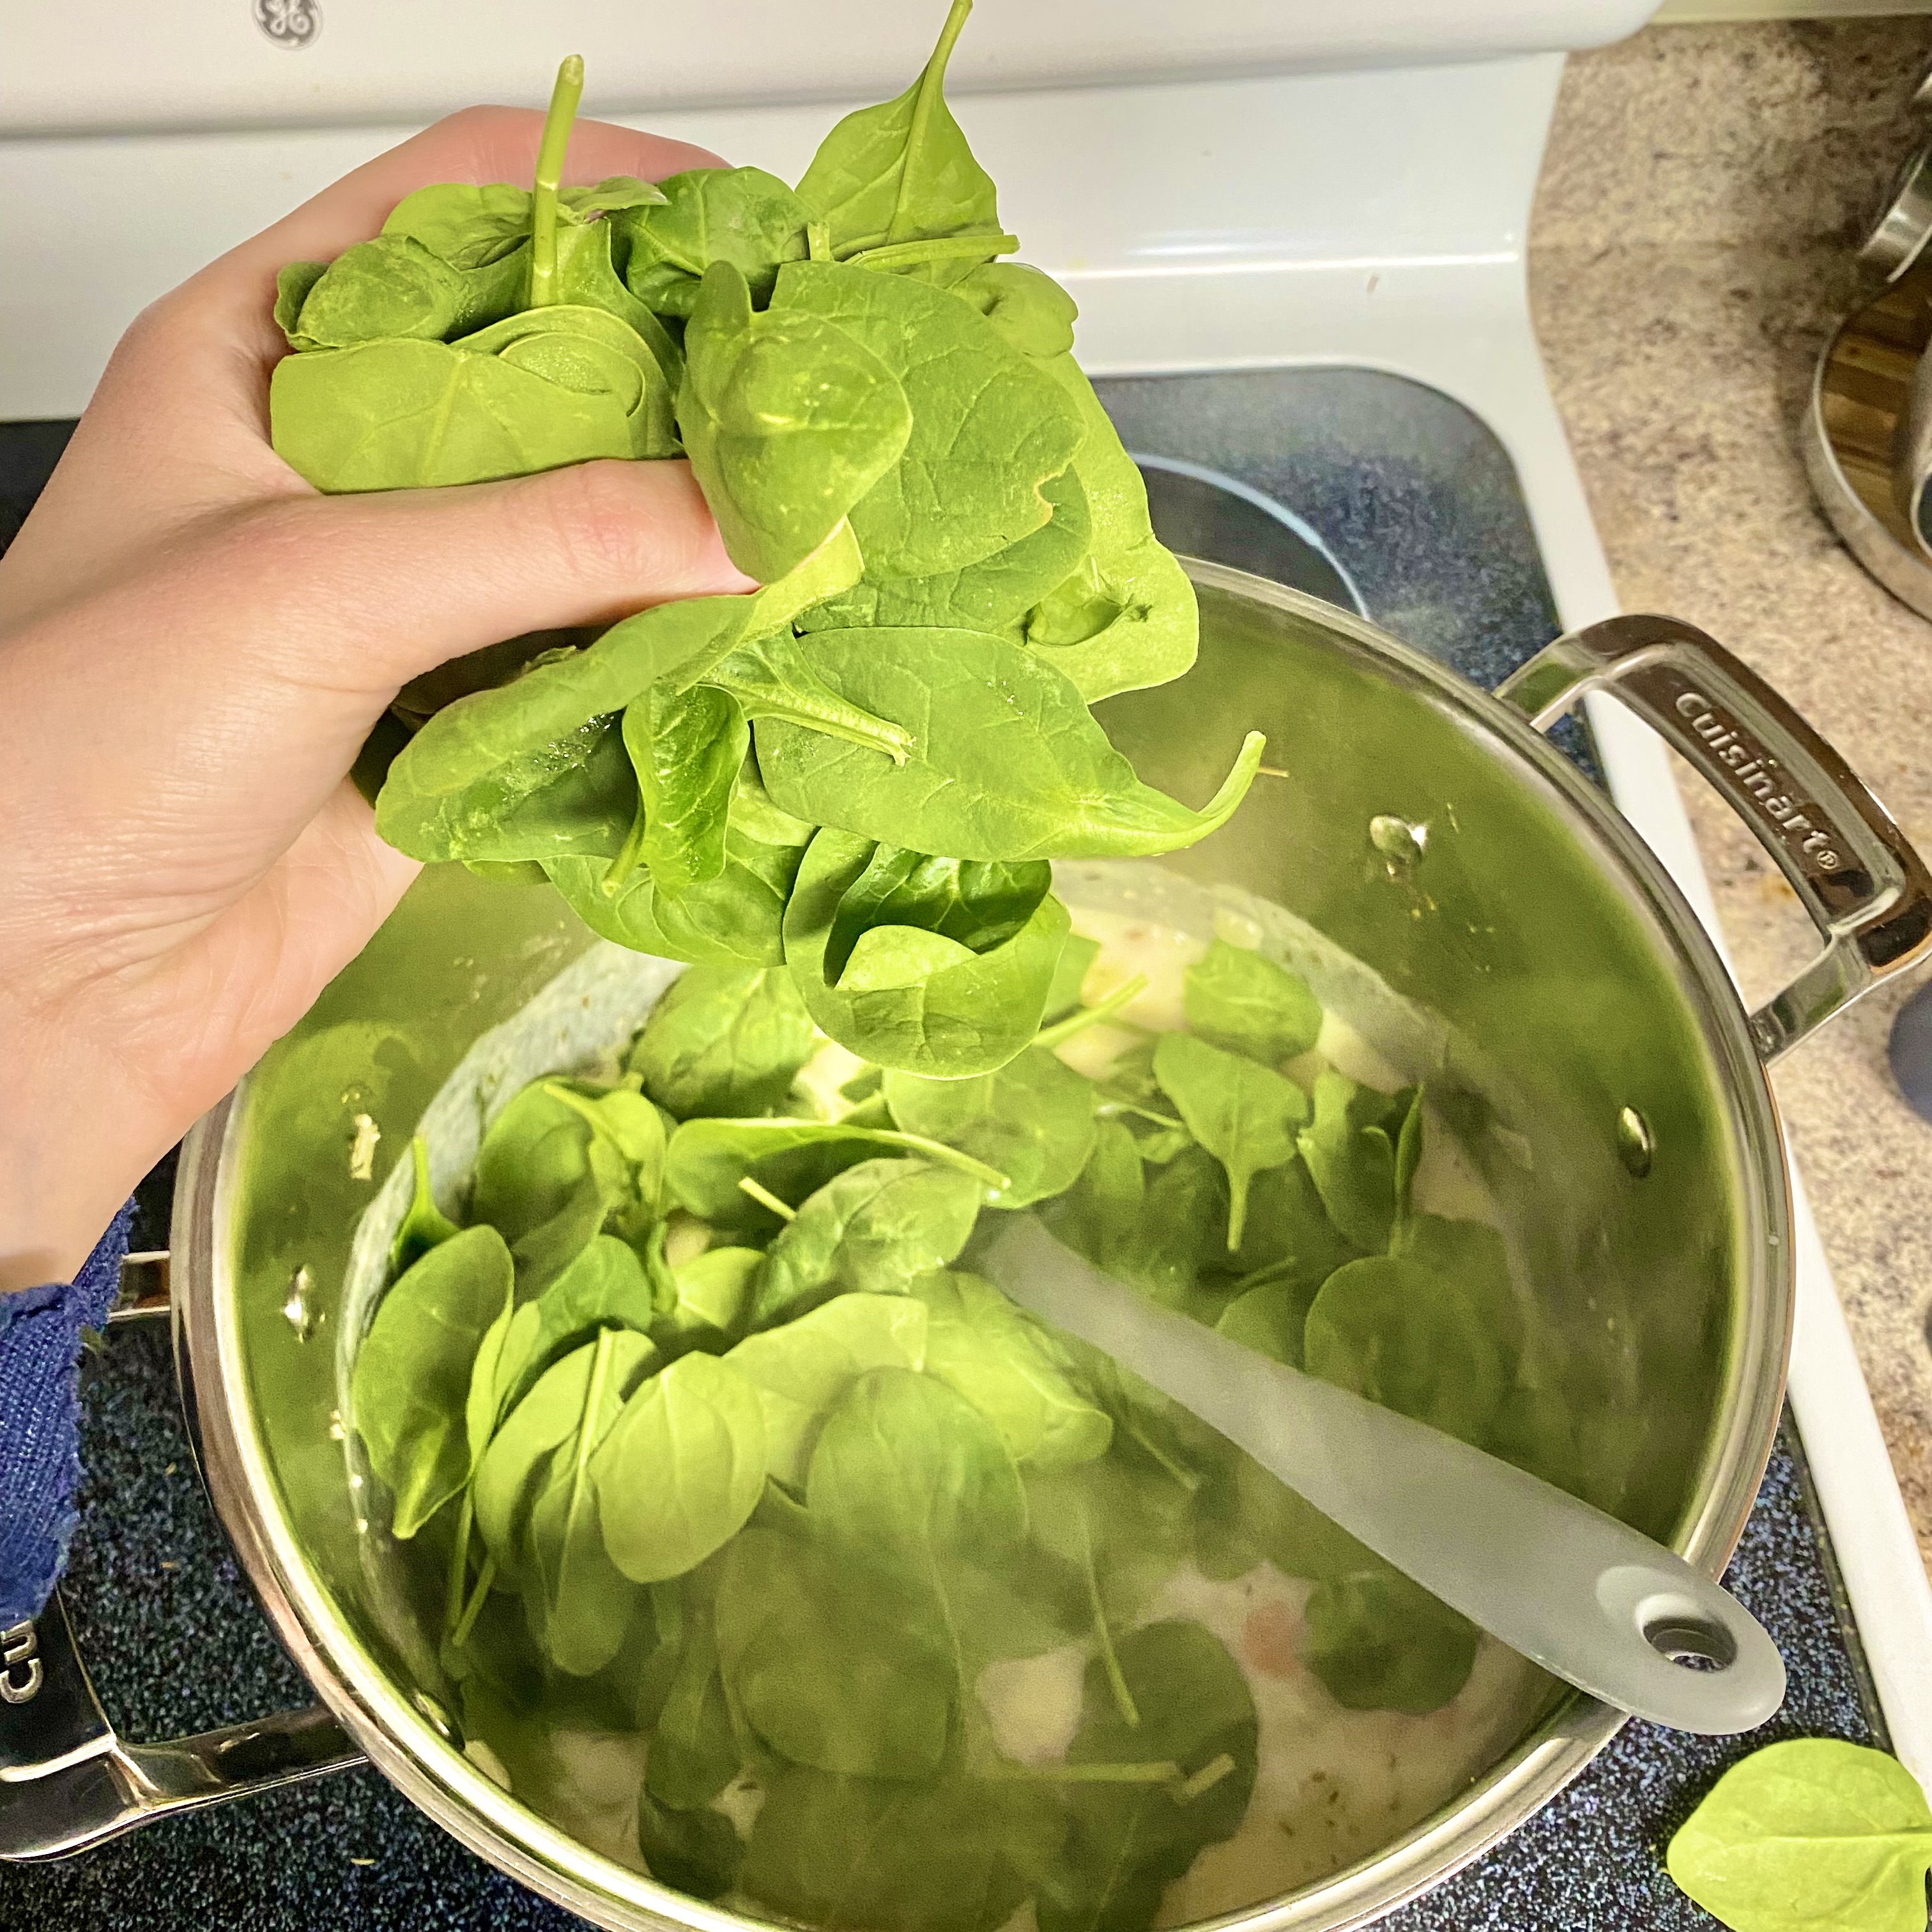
top-left (0, 1203), bottom-right (134, 1625)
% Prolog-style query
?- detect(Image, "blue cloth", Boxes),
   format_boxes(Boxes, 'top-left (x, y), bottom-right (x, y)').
top-left (0, 1202), bottom-right (134, 1625)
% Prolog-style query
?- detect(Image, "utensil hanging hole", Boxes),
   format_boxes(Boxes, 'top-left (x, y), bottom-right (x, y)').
top-left (1644, 1614), bottom-right (1736, 1673)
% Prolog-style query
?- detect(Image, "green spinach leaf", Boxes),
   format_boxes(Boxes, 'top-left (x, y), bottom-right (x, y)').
top-left (795, 0), bottom-right (1000, 273)
top-left (627, 965), bottom-right (817, 1119)
top-left (491, 1233), bottom-right (660, 1421)
top-left (1182, 939), bottom-right (1322, 1068)
top-left (664, 1116), bottom-right (1003, 1223)
top-left (678, 259), bottom-right (914, 581)
top-left (770, 261), bottom-right (1083, 577)
top-left (638, 1786), bottom-right (745, 1901)
top-left (1303, 1254), bottom-right (1508, 1448)
top-left (755, 625), bottom-right (1263, 862)
top-left (352, 1224), bottom-right (514, 1538)
top-left (1152, 1032), bottom-right (1308, 1252)
top-left (743, 1764), bottom-right (1062, 1932)
top-left (883, 1045), bottom-right (1096, 1209)
top-left (592, 1350), bottom-right (769, 1581)
top-left (1666, 1738), bottom-right (1932, 1932)
top-left (716, 1524), bottom-right (955, 1781)
top-left (1296, 1069), bottom-right (1422, 1255)
top-left (1303, 1566), bottom-right (1478, 1715)
top-left (620, 165), bottom-right (811, 316)
top-left (388, 1133), bottom-right (461, 1276)
top-left (611, 684), bottom-right (747, 896)
top-left (1037, 1620), bottom-right (1259, 1932)
top-left (724, 1292), bottom-right (930, 1486)
top-left (910, 1271), bottom-right (1112, 1471)
top-left (753, 1156), bottom-right (987, 1324)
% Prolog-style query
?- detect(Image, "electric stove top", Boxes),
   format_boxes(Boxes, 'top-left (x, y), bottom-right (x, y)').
top-left (0, 374), bottom-right (1889, 1929)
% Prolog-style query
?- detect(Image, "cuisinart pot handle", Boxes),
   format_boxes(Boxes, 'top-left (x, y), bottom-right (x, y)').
top-left (0, 1590), bottom-right (362, 1860)
top-left (0, 1262), bottom-right (365, 1860)
top-left (1498, 613), bottom-right (1932, 1061)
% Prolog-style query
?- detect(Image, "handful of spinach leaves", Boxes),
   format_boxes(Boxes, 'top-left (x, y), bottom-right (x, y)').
top-left (353, 931), bottom-right (1583, 1929)
top-left (273, 3), bottom-right (1262, 1078)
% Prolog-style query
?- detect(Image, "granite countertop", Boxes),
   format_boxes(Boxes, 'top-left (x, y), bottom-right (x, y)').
top-left (1529, 17), bottom-right (1932, 1572)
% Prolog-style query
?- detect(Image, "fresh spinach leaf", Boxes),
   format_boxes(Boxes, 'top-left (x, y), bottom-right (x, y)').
top-left (592, 1350), bottom-right (769, 1581)
top-left (270, 333), bottom-right (640, 493)
top-left (491, 1232), bottom-right (661, 1421)
top-left (1666, 1738), bottom-right (1932, 1932)
top-left (646, 1604), bottom-right (739, 1808)
top-left (883, 1046), bottom-right (1096, 1209)
top-left (724, 1291), bottom-right (930, 1486)
top-left (352, 1224), bottom-right (514, 1538)
top-left (1303, 1566), bottom-right (1478, 1715)
top-left (1296, 1069), bottom-right (1422, 1255)
top-left (797, 468), bottom-right (1091, 637)
top-left (716, 1523), bottom-right (955, 1781)
top-left (743, 1765), bottom-right (1062, 1932)
top-left (1303, 1254), bottom-right (1508, 1449)
top-left (1213, 1271), bottom-right (1315, 1371)
top-left (770, 261), bottom-right (1083, 577)
top-left (807, 1365), bottom-right (1028, 1576)
top-left (1152, 1032), bottom-right (1308, 1252)
top-left (951, 259), bottom-right (1078, 355)
top-left (794, 0), bottom-right (1000, 274)
top-left (755, 625), bottom-right (1263, 862)
top-left (678, 259), bottom-right (914, 581)
top-left (666, 1245), bottom-right (765, 1344)
top-left (910, 1271), bottom-right (1112, 1471)
top-left (1037, 1620), bottom-right (1259, 1932)
top-left (471, 1326), bottom-right (659, 1586)
top-left (620, 165), bottom-right (810, 316)
top-left (523, 1325), bottom-right (657, 1676)
top-left (1183, 939), bottom-right (1322, 1068)
top-left (611, 684), bottom-right (747, 895)
top-left (664, 1116), bottom-right (1003, 1223)
top-left (280, 235), bottom-right (477, 350)
top-left (1020, 355), bottom-right (1200, 703)
top-left (547, 822), bottom-right (805, 970)
top-left (388, 1133), bottom-right (461, 1276)
top-left (627, 965), bottom-right (817, 1119)
top-left (753, 1156), bottom-right (987, 1324)
top-left (1043, 932), bottom-right (1101, 1023)
top-left (783, 829), bottom-right (1071, 1078)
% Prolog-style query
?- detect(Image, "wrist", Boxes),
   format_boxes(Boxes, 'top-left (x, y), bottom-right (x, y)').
top-left (0, 1008), bottom-right (168, 1294)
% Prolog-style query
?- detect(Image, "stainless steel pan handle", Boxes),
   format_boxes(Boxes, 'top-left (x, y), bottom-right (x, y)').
top-left (1498, 613), bottom-right (1932, 1061)
top-left (0, 1255), bottom-right (364, 1861)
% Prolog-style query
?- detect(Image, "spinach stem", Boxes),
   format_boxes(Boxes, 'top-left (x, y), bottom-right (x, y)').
top-left (529, 54), bottom-right (585, 309)
top-left (1080, 1507), bottom-right (1140, 1729)
top-left (987, 1759), bottom-right (1183, 1784)
top-left (1033, 972), bottom-right (1151, 1052)
top-left (450, 1553), bottom-right (498, 1649)
top-left (891, 0), bottom-right (975, 244)
top-left (1172, 1752), bottom-right (1237, 1804)
top-left (442, 1490), bottom-right (475, 1637)
top-left (739, 1176), bottom-right (796, 1220)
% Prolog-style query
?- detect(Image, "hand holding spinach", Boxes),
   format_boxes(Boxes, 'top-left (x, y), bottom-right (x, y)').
top-left (270, 1), bottom-right (1264, 1080)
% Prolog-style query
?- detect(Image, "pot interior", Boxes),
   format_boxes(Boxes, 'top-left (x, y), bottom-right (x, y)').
top-left (202, 573), bottom-right (1782, 1931)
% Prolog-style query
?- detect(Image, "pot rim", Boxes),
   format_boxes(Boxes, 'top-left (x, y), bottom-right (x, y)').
top-left (174, 563), bottom-right (1795, 1932)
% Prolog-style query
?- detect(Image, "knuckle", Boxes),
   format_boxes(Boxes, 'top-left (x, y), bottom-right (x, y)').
top-left (536, 461), bottom-right (708, 594)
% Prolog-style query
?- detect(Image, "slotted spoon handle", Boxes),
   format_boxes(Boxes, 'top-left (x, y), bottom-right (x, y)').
top-left (982, 1218), bottom-right (1786, 1736)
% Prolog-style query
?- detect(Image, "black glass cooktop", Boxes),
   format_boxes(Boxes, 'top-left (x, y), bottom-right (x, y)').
top-left (0, 377), bottom-right (1886, 1930)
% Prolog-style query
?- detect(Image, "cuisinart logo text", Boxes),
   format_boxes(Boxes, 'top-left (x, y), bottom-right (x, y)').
top-left (255, 0), bottom-right (321, 49)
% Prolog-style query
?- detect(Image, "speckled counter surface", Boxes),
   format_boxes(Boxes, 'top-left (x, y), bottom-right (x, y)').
top-left (1529, 19), bottom-right (1932, 1572)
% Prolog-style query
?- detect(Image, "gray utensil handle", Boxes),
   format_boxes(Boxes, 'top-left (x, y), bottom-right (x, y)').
top-left (0, 1590), bottom-right (362, 1860)
top-left (1498, 613), bottom-right (1932, 1061)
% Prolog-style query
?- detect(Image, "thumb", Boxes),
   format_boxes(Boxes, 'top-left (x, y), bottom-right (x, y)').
top-left (3, 457), bottom-right (753, 895)
top-left (211, 454), bottom-right (756, 702)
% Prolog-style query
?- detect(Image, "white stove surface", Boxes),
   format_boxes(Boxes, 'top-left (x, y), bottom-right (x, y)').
top-left (4, 46), bottom-right (1928, 1779)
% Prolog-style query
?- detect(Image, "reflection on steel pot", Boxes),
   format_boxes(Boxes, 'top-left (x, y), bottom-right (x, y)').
top-left (3, 565), bottom-right (1926, 1930)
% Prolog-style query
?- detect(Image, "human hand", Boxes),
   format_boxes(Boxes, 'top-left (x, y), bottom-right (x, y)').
top-left (0, 109), bottom-right (753, 1292)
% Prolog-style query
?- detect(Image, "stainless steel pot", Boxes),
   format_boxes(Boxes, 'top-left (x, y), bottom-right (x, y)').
top-left (5, 565), bottom-right (1928, 1928)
